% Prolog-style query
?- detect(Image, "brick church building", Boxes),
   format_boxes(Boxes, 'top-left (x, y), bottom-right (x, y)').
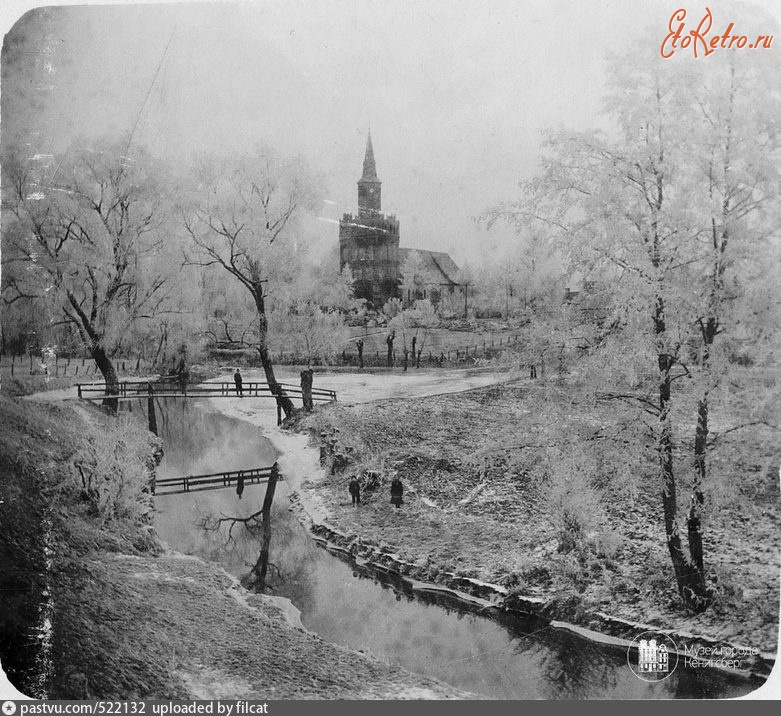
top-left (339, 133), bottom-right (461, 307)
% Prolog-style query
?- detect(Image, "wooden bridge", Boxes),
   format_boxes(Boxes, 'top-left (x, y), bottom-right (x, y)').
top-left (154, 463), bottom-right (282, 496)
top-left (76, 379), bottom-right (337, 422)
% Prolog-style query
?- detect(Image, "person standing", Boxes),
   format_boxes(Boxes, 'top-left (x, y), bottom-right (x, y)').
top-left (386, 330), bottom-right (395, 368)
top-left (348, 476), bottom-right (361, 506)
top-left (390, 474), bottom-right (403, 508)
top-left (356, 338), bottom-right (364, 369)
top-left (234, 368), bottom-right (243, 397)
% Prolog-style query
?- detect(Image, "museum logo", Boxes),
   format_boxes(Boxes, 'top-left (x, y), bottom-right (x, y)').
top-left (628, 631), bottom-right (679, 682)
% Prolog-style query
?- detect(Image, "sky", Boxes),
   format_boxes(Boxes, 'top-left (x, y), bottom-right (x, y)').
top-left (1, 0), bottom-right (779, 268)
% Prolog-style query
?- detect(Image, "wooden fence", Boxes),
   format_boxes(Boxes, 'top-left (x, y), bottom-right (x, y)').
top-left (0, 354), bottom-right (153, 378)
top-left (272, 333), bottom-right (523, 368)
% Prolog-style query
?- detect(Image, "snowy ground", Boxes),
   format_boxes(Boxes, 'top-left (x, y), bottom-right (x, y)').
top-left (204, 368), bottom-right (513, 520)
top-left (263, 366), bottom-right (514, 404)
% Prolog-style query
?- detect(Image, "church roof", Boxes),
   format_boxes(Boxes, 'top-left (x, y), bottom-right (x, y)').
top-left (361, 131), bottom-right (379, 182)
top-left (399, 248), bottom-right (461, 286)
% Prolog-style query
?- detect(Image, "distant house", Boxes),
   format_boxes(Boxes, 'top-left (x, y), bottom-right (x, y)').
top-left (398, 248), bottom-right (461, 304)
top-left (339, 133), bottom-right (461, 307)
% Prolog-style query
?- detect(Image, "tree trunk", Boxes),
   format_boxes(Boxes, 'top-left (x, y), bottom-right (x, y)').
top-left (300, 368), bottom-right (314, 411)
top-left (92, 343), bottom-right (119, 414)
top-left (147, 384), bottom-right (158, 436)
top-left (251, 462), bottom-right (279, 591)
top-left (253, 288), bottom-right (295, 418)
top-left (66, 291), bottom-right (120, 413)
top-left (152, 325), bottom-right (168, 370)
top-left (688, 395), bottom-right (708, 574)
top-left (655, 297), bottom-right (709, 611)
top-left (688, 315), bottom-right (716, 575)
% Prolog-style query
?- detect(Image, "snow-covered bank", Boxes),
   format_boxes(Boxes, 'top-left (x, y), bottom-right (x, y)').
top-left (3, 390), bottom-right (468, 699)
top-left (207, 370), bottom-right (776, 696)
top-left (205, 368), bottom-right (513, 519)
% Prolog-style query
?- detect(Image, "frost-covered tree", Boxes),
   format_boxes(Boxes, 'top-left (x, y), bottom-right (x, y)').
top-left (183, 147), bottom-right (321, 417)
top-left (490, 40), bottom-right (780, 611)
top-left (400, 250), bottom-right (434, 307)
top-left (271, 263), bottom-right (362, 366)
top-left (2, 137), bottom-right (173, 408)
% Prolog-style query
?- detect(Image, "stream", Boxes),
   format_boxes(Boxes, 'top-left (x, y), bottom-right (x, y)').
top-left (137, 397), bottom-right (756, 700)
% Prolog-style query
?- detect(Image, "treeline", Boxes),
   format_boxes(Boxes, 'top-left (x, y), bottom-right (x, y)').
top-left (0, 141), bottom-right (365, 415)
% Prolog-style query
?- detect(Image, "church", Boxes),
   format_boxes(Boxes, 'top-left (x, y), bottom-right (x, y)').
top-left (339, 133), bottom-right (461, 308)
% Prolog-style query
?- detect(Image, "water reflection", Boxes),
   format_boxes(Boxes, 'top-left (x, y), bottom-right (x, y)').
top-left (147, 399), bottom-right (760, 700)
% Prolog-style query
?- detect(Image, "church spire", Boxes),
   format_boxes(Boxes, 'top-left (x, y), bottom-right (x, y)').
top-left (357, 130), bottom-right (381, 213)
top-left (361, 130), bottom-right (378, 181)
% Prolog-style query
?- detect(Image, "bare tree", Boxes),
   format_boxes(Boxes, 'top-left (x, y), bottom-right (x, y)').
top-left (183, 149), bottom-right (320, 418)
top-left (2, 138), bottom-right (172, 409)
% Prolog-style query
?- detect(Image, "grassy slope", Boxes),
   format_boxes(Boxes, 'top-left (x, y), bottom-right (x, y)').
top-left (299, 374), bottom-right (780, 655)
top-left (0, 395), bottom-right (467, 699)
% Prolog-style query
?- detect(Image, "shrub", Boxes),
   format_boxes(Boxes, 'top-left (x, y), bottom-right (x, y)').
top-left (543, 452), bottom-right (607, 555)
top-left (74, 416), bottom-right (158, 524)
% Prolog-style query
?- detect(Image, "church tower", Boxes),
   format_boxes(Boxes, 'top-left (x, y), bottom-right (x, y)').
top-left (339, 132), bottom-right (400, 306)
top-left (357, 132), bottom-right (381, 214)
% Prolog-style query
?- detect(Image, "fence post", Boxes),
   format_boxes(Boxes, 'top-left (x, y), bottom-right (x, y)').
top-left (300, 368), bottom-right (314, 411)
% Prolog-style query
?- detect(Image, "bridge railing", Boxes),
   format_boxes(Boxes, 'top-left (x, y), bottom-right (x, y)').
top-left (76, 379), bottom-right (337, 403)
top-left (154, 464), bottom-right (282, 496)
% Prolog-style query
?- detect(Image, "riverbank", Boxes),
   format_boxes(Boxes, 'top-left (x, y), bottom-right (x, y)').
top-left (280, 370), bottom-right (779, 684)
top-left (0, 394), bottom-right (470, 699)
top-left (199, 368), bottom-right (778, 696)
